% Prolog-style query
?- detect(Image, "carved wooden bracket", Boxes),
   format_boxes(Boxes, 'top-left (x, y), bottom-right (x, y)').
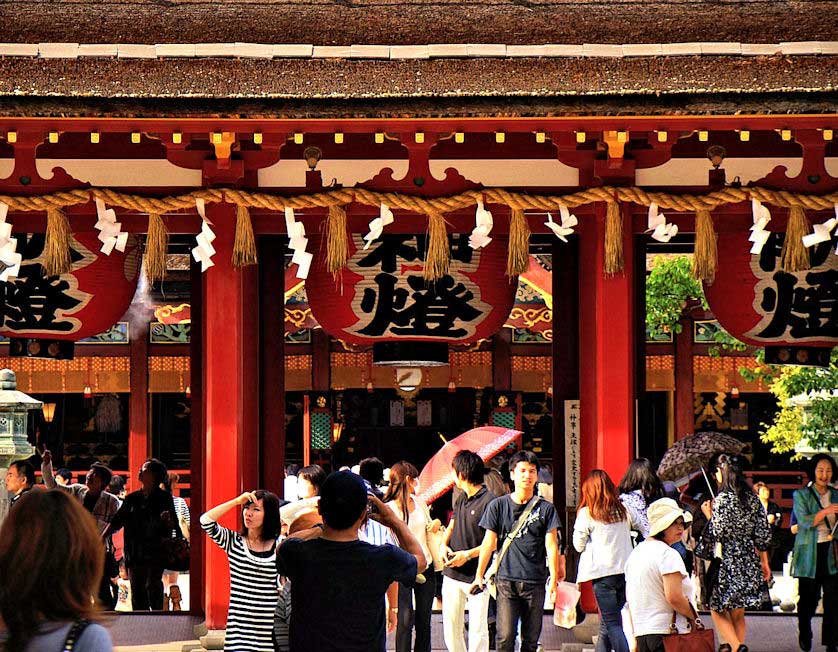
top-left (759, 129), bottom-right (838, 193)
top-left (361, 133), bottom-right (479, 197)
top-left (0, 132), bottom-right (85, 193)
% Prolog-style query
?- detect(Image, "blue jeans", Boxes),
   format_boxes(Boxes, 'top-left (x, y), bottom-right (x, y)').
top-left (495, 579), bottom-right (546, 652)
top-left (592, 574), bottom-right (629, 652)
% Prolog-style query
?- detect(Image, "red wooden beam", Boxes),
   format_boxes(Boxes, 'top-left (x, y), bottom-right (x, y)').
top-left (1, 115), bottom-right (835, 136)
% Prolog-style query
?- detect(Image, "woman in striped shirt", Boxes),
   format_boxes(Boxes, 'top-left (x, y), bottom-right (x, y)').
top-left (200, 490), bottom-right (282, 652)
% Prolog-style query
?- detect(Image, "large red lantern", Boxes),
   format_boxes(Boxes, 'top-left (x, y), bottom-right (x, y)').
top-left (305, 233), bottom-right (517, 345)
top-left (0, 232), bottom-right (141, 340)
top-left (703, 230), bottom-right (837, 349)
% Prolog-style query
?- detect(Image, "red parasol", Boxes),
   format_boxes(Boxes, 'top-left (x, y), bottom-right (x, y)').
top-left (417, 426), bottom-right (522, 504)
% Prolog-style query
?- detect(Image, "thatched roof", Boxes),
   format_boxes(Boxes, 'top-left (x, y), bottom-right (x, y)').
top-left (4, 0), bottom-right (837, 46)
top-left (1, 1), bottom-right (835, 117)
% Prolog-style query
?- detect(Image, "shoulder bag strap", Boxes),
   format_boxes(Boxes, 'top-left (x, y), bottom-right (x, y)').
top-left (670, 602), bottom-right (702, 634)
top-left (809, 486), bottom-right (837, 532)
top-left (62, 620), bottom-right (91, 652)
top-left (495, 496), bottom-right (541, 569)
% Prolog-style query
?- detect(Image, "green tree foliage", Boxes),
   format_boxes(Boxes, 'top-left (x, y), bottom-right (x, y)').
top-left (645, 256), bottom-right (707, 339)
top-left (645, 256), bottom-right (745, 355)
top-left (760, 350), bottom-right (838, 455)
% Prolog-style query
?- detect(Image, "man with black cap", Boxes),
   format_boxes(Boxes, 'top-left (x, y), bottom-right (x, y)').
top-left (277, 471), bottom-right (423, 651)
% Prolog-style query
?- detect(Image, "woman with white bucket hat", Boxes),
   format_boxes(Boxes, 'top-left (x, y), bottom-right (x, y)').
top-left (625, 498), bottom-right (698, 652)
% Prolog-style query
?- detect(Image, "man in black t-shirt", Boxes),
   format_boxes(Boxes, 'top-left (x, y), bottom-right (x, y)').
top-left (473, 451), bottom-right (565, 652)
top-left (277, 471), bottom-right (422, 652)
top-left (440, 450), bottom-right (496, 652)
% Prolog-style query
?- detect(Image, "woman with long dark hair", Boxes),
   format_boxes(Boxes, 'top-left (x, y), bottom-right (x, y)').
top-left (617, 458), bottom-right (665, 541)
top-left (574, 469), bottom-right (637, 652)
top-left (383, 461), bottom-right (440, 652)
top-left (0, 490), bottom-right (113, 651)
top-left (792, 453), bottom-right (838, 652)
top-left (697, 454), bottom-right (770, 652)
top-left (201, 489), bottom-right (282, 652)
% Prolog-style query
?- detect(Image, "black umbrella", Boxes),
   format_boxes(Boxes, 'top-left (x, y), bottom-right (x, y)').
top-left (657, 431), bottom-right (745, 484)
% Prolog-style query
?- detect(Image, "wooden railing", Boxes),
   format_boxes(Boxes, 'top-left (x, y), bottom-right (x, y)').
top-left (36, 468), bottom-right (192, 504)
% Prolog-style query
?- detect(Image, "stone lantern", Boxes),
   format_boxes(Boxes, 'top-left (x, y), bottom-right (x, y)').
top-left (0, 369), bottom-right (42, 524)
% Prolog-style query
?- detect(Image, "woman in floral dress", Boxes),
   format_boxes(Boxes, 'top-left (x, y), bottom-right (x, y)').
top-left (698, 455), bottom-right (771, 652)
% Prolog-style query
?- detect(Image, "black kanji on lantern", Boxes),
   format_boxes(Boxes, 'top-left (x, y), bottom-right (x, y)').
top-left (356, 234), bottom-right (473, 273)
top-left (753, 234), bottom-right (838, 340)
top-left (0, 234), bottom-right (86, 333)
top-left (358, 272), bottom-right (481, 338)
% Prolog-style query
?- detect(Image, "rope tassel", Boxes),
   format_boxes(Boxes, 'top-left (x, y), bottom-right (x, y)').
top-left (232, 204), bottom-right (258, 267)
top-left (43, 207), bottom-right (73, 277)
top-left (506, 208), bottom-right (530, 277)
top-left (424, 211), bottom-right (450, 282)
top-left (780, 205), bottom-right (812, 272)
top-left (326, 204), bottom-right (348, 275)
top-left (692, 209), bottom-right (718, 284)
top-left (604, 201), bottom-right (624, 275)
top-left (145, 212), bottom-right (169, 283)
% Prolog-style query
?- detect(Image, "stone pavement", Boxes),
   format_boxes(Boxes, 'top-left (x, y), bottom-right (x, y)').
top-left (110, 612), bottom-right (822, 652)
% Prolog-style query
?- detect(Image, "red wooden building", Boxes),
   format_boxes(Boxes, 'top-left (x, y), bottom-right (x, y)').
top-left (1, 0), bottom-right (837, 634)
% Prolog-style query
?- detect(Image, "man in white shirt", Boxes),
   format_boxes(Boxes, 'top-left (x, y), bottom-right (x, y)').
top-left (625, 498), bottom-right (697, 652)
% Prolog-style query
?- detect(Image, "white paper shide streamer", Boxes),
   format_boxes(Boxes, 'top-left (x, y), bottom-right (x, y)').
top-left (545, 204), bottom-right (577, 243)
top-left (0, 202), bottom-right (21, 282)
top-left (749, 199), bottom-right (772, 254)
top-left (468, 199), bottom-right (493, 249)
top-left (646, 202), bottom-right (678, 243)
top-left (363, 203), bottom-right (394, 250)
top-left (801, 203), bottom-right (838, 252)
top-left (286, 207), bottom-right (312, 279)
top-left (94, 197), bottom-right (129, 255)
top-left (191, 198), bottom-right (217, 272)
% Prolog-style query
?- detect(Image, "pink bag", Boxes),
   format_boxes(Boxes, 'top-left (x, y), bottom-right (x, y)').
top-left (552, 581), bottom-right (581, 629)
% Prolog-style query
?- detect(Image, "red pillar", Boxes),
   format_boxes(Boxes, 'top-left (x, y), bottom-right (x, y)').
top-left (551, 237), bottom-right (579, 527)
top-left (577, 203), bottom-right (636, 614)
top-left (259, 235), bottom-right (285, 496)
top-left (128, 318), bottom-right (149, 491)
top-left (492, 329), bottom-right (512, 392)
top-left (202, 202), bottom-right (259, 628)
top-left (578, 203), bottom-right (635, 484)
top-left (674, 314), bottom-right (695, 440)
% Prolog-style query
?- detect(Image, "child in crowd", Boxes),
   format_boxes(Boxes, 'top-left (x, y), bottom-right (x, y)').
top-left (115, 562), bottom-right (133, 612)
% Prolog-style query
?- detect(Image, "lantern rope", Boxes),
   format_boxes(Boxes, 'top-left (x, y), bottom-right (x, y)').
top-left (692, 209), bottom-right (718, 284)
top-left (2, 185), bottom-right (837, 278)
top-left (144, 212), bottom-right (169, 282)
top-left (232, 205), bottom-right (258, 267)
top-left (507, 208), bottom-right (531, 277)
top-left (779, 205), bottom-right (812, 272)
top-left (43, 207), bottom-right (73, 277)
top-left (325, 204), bottom-right (349, 275)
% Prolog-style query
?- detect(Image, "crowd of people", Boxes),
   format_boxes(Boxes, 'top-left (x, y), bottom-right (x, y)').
top-left (0, 451), bottom-right (192, 651)
top-left (1, 448), bottom-right (836, 652)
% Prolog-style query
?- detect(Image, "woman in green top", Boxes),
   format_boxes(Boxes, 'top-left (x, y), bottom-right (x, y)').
top-left (792, 453), bottom-right (838, 652)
